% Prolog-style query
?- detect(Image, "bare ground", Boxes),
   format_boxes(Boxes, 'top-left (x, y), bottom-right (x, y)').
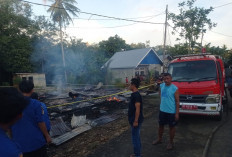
top-left (48, 95), bottom-right (159, 157)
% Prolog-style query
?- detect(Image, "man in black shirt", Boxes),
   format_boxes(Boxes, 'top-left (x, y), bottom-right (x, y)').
top-left (128, 78), bottom-right (144, 157)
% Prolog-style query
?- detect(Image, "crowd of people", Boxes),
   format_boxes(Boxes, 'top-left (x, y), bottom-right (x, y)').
top-left (0, 73), bottom-right (179, 157)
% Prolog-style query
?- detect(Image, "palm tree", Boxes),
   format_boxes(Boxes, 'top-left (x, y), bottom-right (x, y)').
top-left (48, 0), bottom-right (79, 83)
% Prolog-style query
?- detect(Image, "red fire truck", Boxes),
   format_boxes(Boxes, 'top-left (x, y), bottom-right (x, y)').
top-left (168, 53), bottom-right (227, 120)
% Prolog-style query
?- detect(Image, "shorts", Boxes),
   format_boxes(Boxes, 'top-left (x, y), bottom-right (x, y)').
top-left (159, 111), bottom-right (178, 127)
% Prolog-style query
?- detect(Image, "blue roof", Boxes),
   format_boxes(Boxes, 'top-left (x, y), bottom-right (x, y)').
top-left (103, 48), bottom-right (163, 69)
top-left (140, 50), bottom-right (163, 65)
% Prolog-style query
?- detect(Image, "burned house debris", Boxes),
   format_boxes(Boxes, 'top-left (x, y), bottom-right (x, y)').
top-left (38, 86), bottom-right (135, 145)
top-left (68, 92), bottom-right (79, 100)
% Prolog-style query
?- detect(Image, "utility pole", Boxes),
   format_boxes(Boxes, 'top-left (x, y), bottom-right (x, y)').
top-left (163, 5), bottom-right (168, 73)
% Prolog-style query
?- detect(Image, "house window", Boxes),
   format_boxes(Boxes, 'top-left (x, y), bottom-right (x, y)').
top-left (135, 71), bottom-right (139, 76)
top-left (22, 77), bottom-right (27, 81)
top-left (29, 76), bottom-right (33, 82)
top-left (140, 71), bottom-right (145, 75)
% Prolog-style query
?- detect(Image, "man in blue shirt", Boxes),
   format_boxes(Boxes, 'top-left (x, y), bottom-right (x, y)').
top-left (0, 87), bottom-right (28, 157)
top-left (12, 80), bottom-right (51, 157)
top-left (128, 78), bottom-right (144, 157)
top-left (31, 92), bottom-right (51, 132)
top-left (152, 73), bottom-right (180, 150)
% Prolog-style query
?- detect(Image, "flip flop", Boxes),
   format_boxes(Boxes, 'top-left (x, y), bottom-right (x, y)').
top-left (152, 140), bottom-right (162, 145)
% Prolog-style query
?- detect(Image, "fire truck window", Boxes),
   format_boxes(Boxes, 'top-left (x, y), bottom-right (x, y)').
top-left (168, 60), bottom-right (217, 82)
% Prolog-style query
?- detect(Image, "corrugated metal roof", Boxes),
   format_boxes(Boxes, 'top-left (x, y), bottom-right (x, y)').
top-left (103, 48), bottom-right (162, 69)
top-left (158, 54), bottom-right (172, 62)
top-left (50, 117), bottom-right (71, 137)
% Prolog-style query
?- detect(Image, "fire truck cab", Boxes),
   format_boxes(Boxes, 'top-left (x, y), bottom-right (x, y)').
top-left (168, 53), bottom-right (227, 120)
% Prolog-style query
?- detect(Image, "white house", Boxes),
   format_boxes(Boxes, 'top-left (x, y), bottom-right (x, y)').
top-left (102, 48), bottom-right (163, 83)
top-left (14, 73), bottom-right (46, 87)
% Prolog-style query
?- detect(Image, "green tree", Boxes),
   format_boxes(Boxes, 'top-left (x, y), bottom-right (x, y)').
top-left (98, 35), bottom-right (130, 58)
top-left (0, 0), bottom-right (38, 73)
top-left (205, 44), bottom-right (229, 61)
top-left (130, 42), bottom-right (146, 49)
top-left (169, 0), bottom-right (216, 53)
top-left (154, 44), bottom-right (188, 57)
top-left (168, 44), bottom-right (189, 56)
top-left (48, 0), bottom-right (80, 83)
top-left (227, 49), bottom-right (232, 65)
top-left (65, 38), bottom-right (107, 84)
top-left (31, 16), bottom-right (59, 73)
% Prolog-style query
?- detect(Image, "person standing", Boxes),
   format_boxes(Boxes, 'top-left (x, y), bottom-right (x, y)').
top-left (126, 77), bottom-right (129, 85)
top-left (11, 80), bottom-right (51, 157)
top-left (0, 87), bottom-right (28, 157)
top-left (31, 92), bottom-right (51, 132)
top-left (128, 78), bottom-right (144, 157)
top-left (152, 73), bottom-right (180, 150)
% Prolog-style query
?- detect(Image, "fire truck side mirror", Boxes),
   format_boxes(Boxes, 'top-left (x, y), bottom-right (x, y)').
top-left (225, 83), bottom-right (228, 88)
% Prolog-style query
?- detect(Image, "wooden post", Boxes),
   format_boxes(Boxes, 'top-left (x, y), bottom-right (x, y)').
top-left (163, 5), bottom-right (168, 72)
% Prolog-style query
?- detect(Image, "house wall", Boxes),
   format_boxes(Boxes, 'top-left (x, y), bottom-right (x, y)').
top-left (135, 65), bottom-right (148, 76)
top-left (110, 64), bottom-right (162, 83)
top-left (15, 73), bottom-right (46, 87)
top-left (110, 69), bottom-right (134, 83)
top-left (148, 64), bottom-right (162, 76)
top-left (138, 64), bottom-right (161, 77)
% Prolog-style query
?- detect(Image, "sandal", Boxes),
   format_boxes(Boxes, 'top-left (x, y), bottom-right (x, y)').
top-left (152, 140), bottom-right (162, 145)
top-left (167, 143), bottom-right (174, 150)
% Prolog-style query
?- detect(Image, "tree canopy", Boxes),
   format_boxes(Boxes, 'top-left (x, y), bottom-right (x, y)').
top-left (98, 35), bottom-right (130, 58)
top-left (169, 0), bottom-right (216, 53)
top-left (0, 0), bottom-right (38, 73)
top-left (0, 0), bottom-right (231, 85)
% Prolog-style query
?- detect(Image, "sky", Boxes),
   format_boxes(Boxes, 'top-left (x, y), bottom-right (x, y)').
top-left (26, 0), bottom-right (232, 49)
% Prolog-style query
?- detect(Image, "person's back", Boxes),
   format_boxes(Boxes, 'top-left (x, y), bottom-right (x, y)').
top-left (41, 102), bottom-right (51, 132)
top-left (31, 92), bottom-right (50, 132)
top-left (12, 98), bottom-right (46, 152)
top-left (0, 87), bottom-right (28, 157)
top-left (0, 130), bottom-right (22, 157)
top-left (11, 80), bottom-right (51, 157)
